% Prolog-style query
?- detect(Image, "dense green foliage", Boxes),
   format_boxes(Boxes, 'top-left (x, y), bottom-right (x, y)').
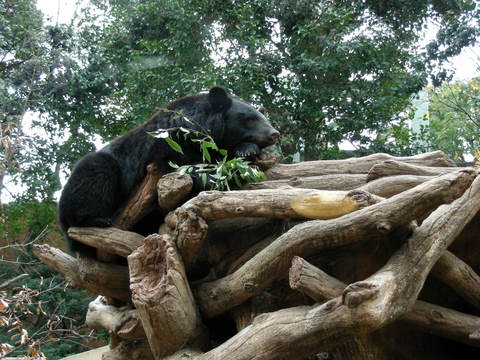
top-left (76, 0), bottom-right (479, 161)
top-left (428, 77), bottom-right (480, 161)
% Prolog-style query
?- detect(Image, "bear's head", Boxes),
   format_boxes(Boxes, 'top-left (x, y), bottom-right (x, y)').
top-left (207, 87), bottom-right (280, 153)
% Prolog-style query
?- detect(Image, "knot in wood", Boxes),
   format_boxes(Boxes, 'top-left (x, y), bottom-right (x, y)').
top-left (235, 206), bottom-right (245, 214)
top-left (430, 309), bottom-right (445, 323)
top-left (243, 281), bottom-right (257, 292)
top-left (376, 221), bottom-right (391, 233)
top-left (324, 299), bottom-right (339, 311)
top-left (208, 289), bottom-right (219, 301)
top-left (289, 177), bottom-right (302, 186)
top-left (342, 282), bottom-right (378, 308)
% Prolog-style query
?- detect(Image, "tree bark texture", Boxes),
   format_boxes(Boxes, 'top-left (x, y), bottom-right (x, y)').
top-left (128, 234), bottom-right (205, 359)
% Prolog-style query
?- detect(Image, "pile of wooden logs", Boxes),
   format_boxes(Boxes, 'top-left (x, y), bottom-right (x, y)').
top-left (34, 151), bottom-right (480, 359)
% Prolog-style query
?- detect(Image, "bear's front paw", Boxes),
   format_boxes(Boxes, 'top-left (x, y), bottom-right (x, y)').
top-left (233, 143), bottom-right (261, 159)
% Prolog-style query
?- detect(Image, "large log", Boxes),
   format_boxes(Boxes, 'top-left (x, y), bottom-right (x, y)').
top-left (113, 163), bottom-right (163, 230)
top-left (358, 174), bottom-right (432, 198)
top-left (245, 174), bottom-right (368, 190)
top-left (128, 234), bottom-right (205, 358)
top-left (192, 170), bottom-right (480, 360)
top-left (195, 170), bottom-right (476, 318)
top-left (289, 256), bottom-right (480, 347)
top-left (32, 244), bottom-right (130, 302)
top-left (265, 151), bottom-right (456, 179)
top-left (431, 250), bottom-right (480, 309)
top-left (68, 227), bottom-right (144, 258)
top-left (157, 172), bottom-right (193, 211)
top-left (367, 160), bottom-right (462, 181)
top-left (176, 188), bottom-right (379, 221)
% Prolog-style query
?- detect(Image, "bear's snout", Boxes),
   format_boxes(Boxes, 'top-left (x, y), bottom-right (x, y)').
top-left (267, 129), bottom-right (280, 145)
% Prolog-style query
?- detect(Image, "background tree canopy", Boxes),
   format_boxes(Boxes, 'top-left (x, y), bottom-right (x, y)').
top-left (76, 0), bottom-right (479, 161)
top-left (2, 0), bottom-right (480, 202)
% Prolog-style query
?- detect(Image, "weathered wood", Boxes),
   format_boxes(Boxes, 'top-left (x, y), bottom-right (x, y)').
top-left (175, 207), bottom-right (209, 270)
top-left (252, 151), bottom-right (281, 171)
top-left (176, 189), bottom-right (377, 270)
top-left (177, 188), bottom-right (379, 221)
top-left (102, 339), bottom-right (154, 360)
top-left (193, 171), bottom-right (480, 360)
top-left (195, 170), bottom-right (476, 318)
top-left (86, 296), bottom-right (145, 339)
top-left (367, 160), bottom-right (462, 181)
top-left (92, 163), bottom-right (162, 263)
top-left (244, 174), bottom-right (368, 190)
top-left (206, 218), bottom-right (274, 263)
top-left (68, 227), bottom-right (144, 258)
top-left (76, 256), bottom-right (131, 303)
top-left (113, 163), bottom-right (163, 230)
top-left (289, 256), bottom-right (480, 347)
top-left (265, 151), bottom-right (456, 180)
top-left (157, 172), bottom-right (193, 211)
top-left (216, 235), bottom-right (277, 276)
top-left (32, 244), bottom-right (130, 302)
top-left (405, 300), bottom-right (480, 347)
top-left (128, 234), bottom-right (205, 359)
top-left (358, 174), bottom-right (433, 198)
top-left (289, 256), bottom-right (345, 300)
top-left (432, 250), bottom-right (480, 310)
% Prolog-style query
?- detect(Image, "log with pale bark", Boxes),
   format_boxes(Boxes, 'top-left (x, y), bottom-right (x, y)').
top-left (33, 151), bottom-right (480, 360)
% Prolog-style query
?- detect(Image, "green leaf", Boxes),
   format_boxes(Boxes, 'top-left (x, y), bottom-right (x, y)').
top-left (165, 137), bottom-right (184, 154)
top-left (201, 143), bottom-right (211, 162)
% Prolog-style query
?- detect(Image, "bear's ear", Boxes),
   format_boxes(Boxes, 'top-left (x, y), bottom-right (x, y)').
top-left (208, 86), bottom-right (232, 112)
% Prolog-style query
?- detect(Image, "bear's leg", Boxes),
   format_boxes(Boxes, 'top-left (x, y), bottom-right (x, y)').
top-left (59, 152), bottom-right (122, 252)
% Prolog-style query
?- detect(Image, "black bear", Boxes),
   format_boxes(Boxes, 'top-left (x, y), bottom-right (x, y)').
top-left (58, 87), bottom-right (279, 252)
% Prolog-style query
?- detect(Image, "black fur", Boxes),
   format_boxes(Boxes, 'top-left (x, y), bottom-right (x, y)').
top-left (58, 87), bottom-right (279, 252)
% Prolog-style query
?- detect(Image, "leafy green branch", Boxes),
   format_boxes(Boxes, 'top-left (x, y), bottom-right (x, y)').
top-left (148, 111), bottom-right (265, 190)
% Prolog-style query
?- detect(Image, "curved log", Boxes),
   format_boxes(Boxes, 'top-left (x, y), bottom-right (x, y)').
top-left (113, 163), bottom-right (163, 230)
